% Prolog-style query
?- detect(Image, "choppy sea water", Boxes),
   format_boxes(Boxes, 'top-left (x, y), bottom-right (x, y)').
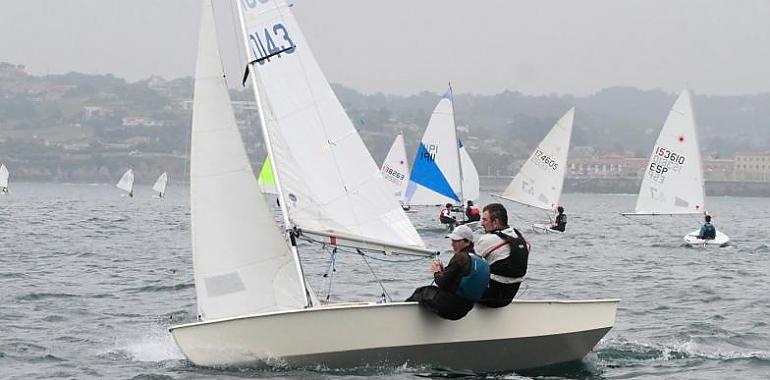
top-left (1, 183), bottom-right (768, 379)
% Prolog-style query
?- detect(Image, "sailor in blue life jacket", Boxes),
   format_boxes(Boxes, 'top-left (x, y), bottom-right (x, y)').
top-left (697, 214), bottom-right (717, 240)
top-left (475, 203), bottom-right (529, 308)
top-left (406, 225), bottom-right (490, 320)
top-left (550, 206), bottom-right (567, 232)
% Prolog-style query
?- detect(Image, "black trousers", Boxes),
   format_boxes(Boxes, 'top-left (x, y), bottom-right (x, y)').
top-left (479, 280), bottom-right (520, 308)
top-left (407, 285), bottom-right (473, 321)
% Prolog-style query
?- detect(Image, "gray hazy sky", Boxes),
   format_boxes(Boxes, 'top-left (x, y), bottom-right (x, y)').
top-left (1, 0), bottom-right (769, 96)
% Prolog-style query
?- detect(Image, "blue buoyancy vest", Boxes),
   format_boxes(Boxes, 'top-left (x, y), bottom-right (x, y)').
top-left (456, 253), bottom-right (491, 302)
top-left (701, 223), bottom-right (716, 239)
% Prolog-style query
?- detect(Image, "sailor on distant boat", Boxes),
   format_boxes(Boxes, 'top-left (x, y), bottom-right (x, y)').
top-left (464, 200), bottom-right (481, 223)
top-left (476, 203), bottom-right (529, 308)
top-left (406, 225), bottom-right (489, 320)
top-left (697, 214), bottom-right (717, 240)
top-left (550, 206), bottom-right (567, 232)
top-left (439, 203), bottom-right (457, 230)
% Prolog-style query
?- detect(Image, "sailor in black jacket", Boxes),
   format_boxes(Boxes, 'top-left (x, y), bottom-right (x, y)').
top-left (407, 225), bottom-right (489, 320)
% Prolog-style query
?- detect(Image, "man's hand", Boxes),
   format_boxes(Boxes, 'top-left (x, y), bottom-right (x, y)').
top-left (431, 260), bottom-right (442, 273)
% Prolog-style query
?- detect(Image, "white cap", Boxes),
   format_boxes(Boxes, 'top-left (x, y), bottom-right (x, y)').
top-left (446, 225), bottom-right (474, 241)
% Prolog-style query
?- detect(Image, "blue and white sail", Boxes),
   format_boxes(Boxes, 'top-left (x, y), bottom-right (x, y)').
top-left (405, 92), bottom-right (466, 206)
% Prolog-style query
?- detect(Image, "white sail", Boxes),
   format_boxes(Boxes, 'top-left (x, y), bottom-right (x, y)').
top-left (152, 172), bottom-right (168, 196)
top-left (405, 93), bottom-right (463, 205)
top-left (500, 108), bottom-right (574, 210)
top-left (116, 169), bottom-right (134, 194)
top-left (238, 0), bottom-right (426, 254)
top-left (0, 164), bottom-right (8, 189)
top-left (189, 0), bottom-right (306, 321)
top-left (633, 90), bottom-right (705, 214)
top-left (459, 141), bottom-right (479, 202)
top-left (380, 134), bottom-right (410, 203)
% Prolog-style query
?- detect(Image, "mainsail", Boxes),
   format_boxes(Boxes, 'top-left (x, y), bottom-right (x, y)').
top-left (152, 172), bottom-right (168, 196)
top-left (257, 156), bottom-right (277, 195)
top-left (499, 108), bottom-right (574, 210)
top-left (189, 0), bottom-right (306, 320)
top-left (405, 92), bottom-right (463, 206)
top-left (460, 141), bottom-right (480, 202)
top-left (0, 164), bottom-right (9, 190)
top-left (237, 0), bottom-right (428, 256)
top-left (631, 90), bottom-right (705, 214)
top-left (116, 169), bottom-right (134, 194)
top-left (380, 133), bottom-right (410, 203)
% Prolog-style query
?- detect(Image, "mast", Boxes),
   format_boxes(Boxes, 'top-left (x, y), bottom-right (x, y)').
top-left (232, 1), bottom-right (312, 307)
top-left (449, 82), bottom-right (465, 206)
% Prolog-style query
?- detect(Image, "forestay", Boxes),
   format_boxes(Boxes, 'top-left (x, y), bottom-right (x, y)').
top-left (116, 169), bottom-right (134, 194)
top-left (238, 0), bottom-right (426, 255)
top-left (632, 90), bottom-right (705, 214)
top-left (380, 133), bottom-right (410, 203)
top-left (499, 108), bottom-right (574, 210)
top-left (152, 172), bottom-right (168, 195)
top-left (405, 93), bottom-right (463, 205)
top-left (189, 0), bottom-right (306, 321)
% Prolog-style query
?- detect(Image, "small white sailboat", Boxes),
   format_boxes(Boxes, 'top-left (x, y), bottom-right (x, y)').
top-left (380, 133), bottom-right (410, 209)
top-left (621, 90), bottom-right (729, 247)
top-left (116, 169), bottom-right (134, 197)
top-left (169, 0), bottom-right (618, 371)
top-left (495, 108), bottom-right (574, 234)
top-left (152, 172), bottom-right (168, 198)
top-left (405, 85), bottom-right (480, 208)
top-left (0, 163), bottom-right (9, 194)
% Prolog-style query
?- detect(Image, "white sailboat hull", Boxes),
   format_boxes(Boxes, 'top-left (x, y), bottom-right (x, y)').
top-left (170, 299), bottom-right (618, 371)
top-left (531, 223), bottom-right (565, 234)
top-left (683, 230), bottom-right (730, 247)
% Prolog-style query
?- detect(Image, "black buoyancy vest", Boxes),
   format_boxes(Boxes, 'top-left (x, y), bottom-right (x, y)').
top-left (491, 228), bottom-right (529, 278)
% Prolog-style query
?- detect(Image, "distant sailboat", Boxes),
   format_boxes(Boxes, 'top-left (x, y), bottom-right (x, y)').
top-left (257, 156), bottom-right (277, 195)
top-left (495, 108), bottom-right (574, 233)
top-left (169, 0), bottom-right (618, 371)
top-left (116, 169), bottom-right (134, 197)
top-left (380, 133), bottom-right (410, 208)
top-left (621, 90), bottom-right (729, 246)
top-left (153, 172), bottom-right (168, 198)
top-left (405, 85), bottom-right (480, 208)
top-left (0, 163), bottom-right (9, 194)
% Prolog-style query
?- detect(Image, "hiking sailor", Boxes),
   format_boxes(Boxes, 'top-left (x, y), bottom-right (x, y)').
top-left (439, 203), bottom-right (457, 230)
top-left (475, 203), bottom-right (529, 308)
top-left (406, 225), bottom-right (490, 320)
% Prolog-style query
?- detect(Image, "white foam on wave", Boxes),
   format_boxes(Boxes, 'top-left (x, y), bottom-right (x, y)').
top-left (601, 337), bottom-right (770, 362)
top-left (113, 324), bottom-right (185, 362)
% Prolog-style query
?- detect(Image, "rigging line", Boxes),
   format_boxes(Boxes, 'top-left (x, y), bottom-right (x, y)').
top-left (358, 249), bottom-right (392, 303)
top-left (620, 213), bottom-right (673, 236)
top-left (322, 246), bottom-right (337, 304)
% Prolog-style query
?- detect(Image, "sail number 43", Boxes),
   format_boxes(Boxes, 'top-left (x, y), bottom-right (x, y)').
top-left (248, 24), bottom-right (296, 64)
